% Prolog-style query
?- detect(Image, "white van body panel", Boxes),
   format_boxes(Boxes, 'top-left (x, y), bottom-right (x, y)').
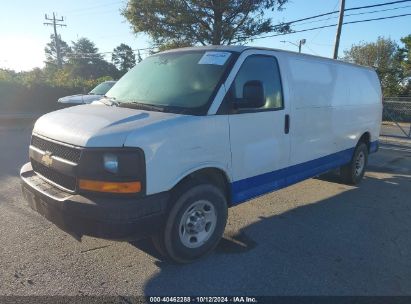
top-left (215, 50), bottom-right (292, 202)
top-left (208, 49), bottom-right (381, 203)
top-left (281, 53), bottom-right (382, 166)
top-left (124, 115), bottom-right (231, 195)
top-left (33, 107), bottom-right (232, 196)
top-left (33, 105), bottom-right (180, 147)
top-left (30, 46), bottom-right (382, 205)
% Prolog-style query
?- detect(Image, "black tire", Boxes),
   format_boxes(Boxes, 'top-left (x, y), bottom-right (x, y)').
top-left (340, 142), bottom-right (368, 185)
top-left (152, 180), bottom-right (228, 264)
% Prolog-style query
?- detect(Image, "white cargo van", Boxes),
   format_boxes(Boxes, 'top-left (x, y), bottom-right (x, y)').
top-left (20, 46), bottom-right (382, 263)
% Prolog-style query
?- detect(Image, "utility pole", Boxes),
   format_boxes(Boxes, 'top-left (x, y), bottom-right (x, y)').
top-left (281, 39), bottom-right (306, 53)
top-left (333, 0), bottom-right (345, 59)
top-left (44, 12), bottom-right (66, 68)
top-left (137, 50), bottom-right (142, 63)
top-left (298, 39), bottom-right (306, 53)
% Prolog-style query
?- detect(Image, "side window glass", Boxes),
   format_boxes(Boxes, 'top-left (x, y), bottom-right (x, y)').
top-left (230, 55), bottom-right (283, 112)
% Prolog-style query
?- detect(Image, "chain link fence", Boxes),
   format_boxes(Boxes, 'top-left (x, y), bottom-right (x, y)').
top-left (381, 97), bottom-right (411, 138)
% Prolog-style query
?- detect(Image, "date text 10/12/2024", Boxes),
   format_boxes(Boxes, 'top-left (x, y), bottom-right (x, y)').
top-left (149, 297), bottom-right (257, 303)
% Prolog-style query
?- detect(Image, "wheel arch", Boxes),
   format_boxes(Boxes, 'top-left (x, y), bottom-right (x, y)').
top-left (170, 166), bottom-right (232, 205)
top-left (358, 131), bottom-right (371, 152)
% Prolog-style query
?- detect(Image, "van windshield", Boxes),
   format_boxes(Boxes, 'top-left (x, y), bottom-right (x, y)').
top-left (89, 81), bottom-right (115, 95)
top-left (106, 50), bottom-right (233, 114)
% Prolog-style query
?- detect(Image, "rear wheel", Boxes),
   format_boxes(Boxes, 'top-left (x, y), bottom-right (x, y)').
top-left (152, 181), bottom-right (228, 263)
top-left (340, 142), bottom-right (368, 185)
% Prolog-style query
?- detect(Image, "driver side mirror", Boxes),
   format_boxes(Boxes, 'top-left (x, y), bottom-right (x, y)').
top-left (235, 80), bottom-right (265, 109)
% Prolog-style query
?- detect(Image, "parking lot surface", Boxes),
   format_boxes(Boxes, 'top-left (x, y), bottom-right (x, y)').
top-left (0, 124), bottom-right (410, 296)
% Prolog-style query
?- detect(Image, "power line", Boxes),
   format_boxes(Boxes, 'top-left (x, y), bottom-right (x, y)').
top-left (310, 0), bottom-right (340, 45)
top-left (298, 4), bottom-right (411, 26)
top-left (250, 12), bottom-right (411, 41)
top-left (65, 47), bottom-right (154, 59)
top-left (48, 0), bottom-right (411, 61)
top-left (304, 45), bottom-right (320, 56)
top-left (342, 11), bottom-right (411, 24)
top-left (273, 0), bottom-right (411, 29)
top-left (345, 0), bottom-right (411, 11)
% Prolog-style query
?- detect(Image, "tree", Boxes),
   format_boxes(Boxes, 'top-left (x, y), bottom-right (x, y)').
top-left (399, 35), bottom-right (411, 96)
top-left (70, 37), bottom-right (104, 65)
top-left (343, 37), bottom-right (405, 96)
top-left (45, 34), bottom-right (72, 67)
top-left (156, 40), bottom-right (193, 52)
top-left (112, 43), bottom-right (136, 73)
top-left (68, 37), bottom-right (119, 79)
top-left (0, 69), bottom-right (17, 82)
top-left (122, 0), bottom-right (289, 48)
top-left (400, 35), bottom-right (411, 76)
top-left (18, 68), bottom-right (48, 87)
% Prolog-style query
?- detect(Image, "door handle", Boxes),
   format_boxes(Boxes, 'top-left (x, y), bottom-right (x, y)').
top-left (285, 114), bottom-right (290, 134)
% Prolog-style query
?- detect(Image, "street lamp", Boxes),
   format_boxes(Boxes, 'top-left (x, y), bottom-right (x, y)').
top-left (280, 39), bottom-right (306, 53)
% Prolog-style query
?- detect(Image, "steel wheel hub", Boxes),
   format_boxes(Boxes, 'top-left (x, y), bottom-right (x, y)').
top-left (179, 200), bottom-right (217, 249)
top-left (355, 151), bottom-right (365, 176)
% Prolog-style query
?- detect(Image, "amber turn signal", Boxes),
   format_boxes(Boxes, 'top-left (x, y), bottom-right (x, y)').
top-left (79, 179), bottom-right (141, 193)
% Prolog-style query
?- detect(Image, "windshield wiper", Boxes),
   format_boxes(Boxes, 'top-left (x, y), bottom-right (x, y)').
top-left (99, 96), bottom-right (121, 106)
top-left (119, 101), bottom-right (165, 112)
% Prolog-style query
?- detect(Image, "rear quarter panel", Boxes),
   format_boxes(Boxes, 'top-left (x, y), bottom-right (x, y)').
top-left (332, 65), bottom-right (382, 151)
top-left (281, 53), bottom-right (382, 167)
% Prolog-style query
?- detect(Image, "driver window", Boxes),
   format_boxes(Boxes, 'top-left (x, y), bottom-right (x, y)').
top-left (230, 55), bottom-right (283, 112)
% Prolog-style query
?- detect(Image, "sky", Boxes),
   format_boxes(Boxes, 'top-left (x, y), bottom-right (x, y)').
top-left (1, 0), bottom-right (411, 71)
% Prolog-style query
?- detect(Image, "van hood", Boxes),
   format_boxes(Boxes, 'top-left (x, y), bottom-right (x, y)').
top-left (33, 104), bottom-right (181, 147)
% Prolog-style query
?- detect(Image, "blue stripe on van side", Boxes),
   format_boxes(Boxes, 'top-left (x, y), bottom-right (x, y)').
top-left (370, 140), bottom-right (379, 153)
top-left (230, 147), bottom-right (355, 205)
top-left (230, 140), bottom-right (379, 205)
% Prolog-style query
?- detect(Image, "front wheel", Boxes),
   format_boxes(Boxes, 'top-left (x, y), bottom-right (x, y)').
top-left (340, 142), bottom-right (368, 185)
top-left (152, 181), bottom-right (228, 263)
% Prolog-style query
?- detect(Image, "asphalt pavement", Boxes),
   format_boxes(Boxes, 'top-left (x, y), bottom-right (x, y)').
top-left (380, 122), bottom-right (411, 138)
top-left (0, 124), bottom-right (410, 296)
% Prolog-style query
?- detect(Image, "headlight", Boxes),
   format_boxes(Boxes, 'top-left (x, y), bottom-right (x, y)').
top-left (78, 148), bottom-right (146, 195)
top-left (103, 153), bottom-right (118, 174)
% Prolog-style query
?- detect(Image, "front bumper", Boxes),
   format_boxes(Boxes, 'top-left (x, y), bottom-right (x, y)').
top-left (20, 162), bottom-right (169, 241)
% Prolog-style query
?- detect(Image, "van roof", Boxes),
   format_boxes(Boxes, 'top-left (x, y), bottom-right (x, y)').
top-left (160, 45), bottom-right (374, 71)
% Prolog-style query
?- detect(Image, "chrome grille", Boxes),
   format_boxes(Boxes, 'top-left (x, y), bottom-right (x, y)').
top-left (31, 135), bottom-right (81, 163)
top-left (30, 135), bottom-right (81, 192)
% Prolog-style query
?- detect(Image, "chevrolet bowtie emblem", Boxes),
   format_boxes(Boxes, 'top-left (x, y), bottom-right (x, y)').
top-left (41, 151), bottom-right (53, 167)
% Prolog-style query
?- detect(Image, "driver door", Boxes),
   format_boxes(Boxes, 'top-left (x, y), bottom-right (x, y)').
top-left (226, 53), bottom-right (291, 204)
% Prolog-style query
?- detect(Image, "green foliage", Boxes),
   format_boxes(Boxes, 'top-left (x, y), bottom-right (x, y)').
top-left (0, 68), bottom-right (114, 113)
top-left (69, 37), bottom-right (104, 64)
top-left (0, 79), bottom-right (78, 113)
top-left (400, 34), bottom-right (411, 76)
top-left (343, 37), bottom-right (405, 97)
top-left (0, 67), bottom-right (111, 93)
top-left (46, 36), bottom-right (122, 83)
top-left (399, 35), bottom-right (411, 95)
top-left (122, 0), bottom-right (289, 48)
top-left (156, 41), bottom-right (193, 52)
top-left (0, 36), bottom-right (128, 113)
top-left (112, 43), bottom-right (136, 74)
top-left (45, 34), bottom-right (72, 67)
top-left (67, 37), bottom-right (120, 79)
top-left (0, 69), bottom-right (18, 83)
